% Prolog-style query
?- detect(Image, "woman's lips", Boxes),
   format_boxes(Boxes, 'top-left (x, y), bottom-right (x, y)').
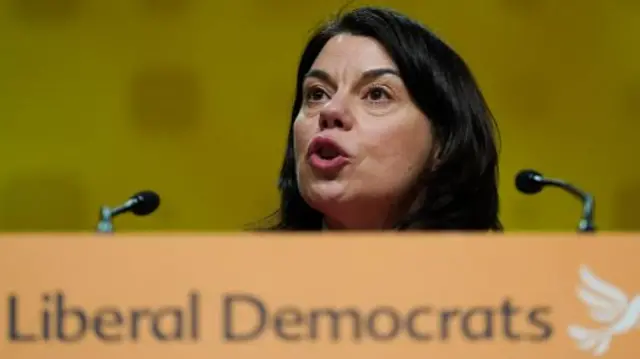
top-left (307, 136), bottom-right (350, 172)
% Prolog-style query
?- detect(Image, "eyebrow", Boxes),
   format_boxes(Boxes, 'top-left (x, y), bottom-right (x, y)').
top-left (304, 68), bottom-right (400, 88)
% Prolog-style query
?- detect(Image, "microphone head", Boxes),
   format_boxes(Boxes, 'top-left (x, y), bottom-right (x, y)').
top-left (515, 169), bottom-right (545, 195)
top-left (129, 190), bottom-right (160, 216)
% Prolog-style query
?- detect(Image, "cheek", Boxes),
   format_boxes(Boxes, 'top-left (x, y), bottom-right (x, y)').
top-left (293, 116), bottom-right (312, 161)
top-left (364, 119), bottom-right (432, 175)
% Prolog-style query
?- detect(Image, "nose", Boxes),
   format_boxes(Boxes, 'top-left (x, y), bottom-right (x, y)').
top-left (318, 97), bottom-right (353, 131)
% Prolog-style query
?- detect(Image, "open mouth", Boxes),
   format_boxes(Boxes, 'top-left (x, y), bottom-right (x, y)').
top-left (307, 137), bottom-right (350, 171)
top-left (315, 145), bottom-right (342, 160)
top-left (308, 137), bottom-right (347, 160)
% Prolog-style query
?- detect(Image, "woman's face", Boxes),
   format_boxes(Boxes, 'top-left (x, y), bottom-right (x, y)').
top-left (293, 34), bottom-right (434, 226)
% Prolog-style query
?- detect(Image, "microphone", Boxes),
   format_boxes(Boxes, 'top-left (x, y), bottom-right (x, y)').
top-left (515, 169), bottom-right (595, 233)
top-left (96, 190), bottom-right (160, 233)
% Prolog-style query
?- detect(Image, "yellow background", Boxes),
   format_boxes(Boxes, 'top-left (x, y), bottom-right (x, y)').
top-left (0, 0), bottom-right (638, 231)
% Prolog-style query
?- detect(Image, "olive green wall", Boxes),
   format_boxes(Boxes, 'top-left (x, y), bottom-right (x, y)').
top-left (0, 0), bottom-right (637, 231)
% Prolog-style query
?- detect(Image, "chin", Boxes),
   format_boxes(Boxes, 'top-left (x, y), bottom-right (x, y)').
top-left (301, 181), bottom-right (349, 208)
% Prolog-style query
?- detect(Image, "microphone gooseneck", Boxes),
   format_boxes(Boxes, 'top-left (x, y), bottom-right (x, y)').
top-left (96, 190), bottom-right (161, 234)
top-left (515, 169), bottom-right (595, 233)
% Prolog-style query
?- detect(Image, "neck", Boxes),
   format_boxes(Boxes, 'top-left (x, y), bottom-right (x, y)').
top-left (323, 214), bottom-right (395, 230)
top-left (320, 189), bottom-right (425, 231)
top-left (321, 199), bottom-right (403, 230)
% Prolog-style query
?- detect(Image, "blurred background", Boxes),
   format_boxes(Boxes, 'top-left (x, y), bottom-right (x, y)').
top-left (0, 0), bottom-right (638, 232)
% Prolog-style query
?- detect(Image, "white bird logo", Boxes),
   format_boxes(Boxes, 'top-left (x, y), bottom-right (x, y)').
top-left (568, 265), bottom-right (640, 356)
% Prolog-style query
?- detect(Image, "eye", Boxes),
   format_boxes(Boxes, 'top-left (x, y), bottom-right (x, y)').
top-left (304, 86), bottom-right (329, 104)
top-left (364, 86), bottom-right (391, 102)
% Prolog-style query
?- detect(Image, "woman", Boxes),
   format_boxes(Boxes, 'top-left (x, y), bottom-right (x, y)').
top-left (268, 6), bottom-right (501, 230)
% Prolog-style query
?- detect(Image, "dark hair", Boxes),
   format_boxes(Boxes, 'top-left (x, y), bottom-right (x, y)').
top-left (267, 6), bottom-right (501, 231)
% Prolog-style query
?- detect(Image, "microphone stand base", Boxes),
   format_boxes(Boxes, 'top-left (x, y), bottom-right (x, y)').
top-left (578, 219), bottom-right (596, 233)
top-left (96, 206), bottom-right (114, 234)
